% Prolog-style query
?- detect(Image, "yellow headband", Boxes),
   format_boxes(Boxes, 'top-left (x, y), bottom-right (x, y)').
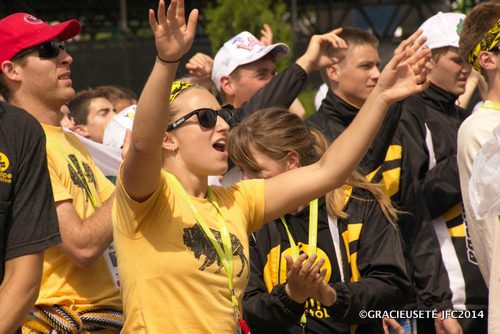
top-left (467, 18), bottom-right (500, 72)
top-left (169, 81), bottom-right (193, 104)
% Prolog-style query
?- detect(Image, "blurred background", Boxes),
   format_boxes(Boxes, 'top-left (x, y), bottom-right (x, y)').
top-left (0, 0), bottom-right (483, 114)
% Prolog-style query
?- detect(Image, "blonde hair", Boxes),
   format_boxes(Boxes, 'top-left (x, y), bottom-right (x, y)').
top-left (229, 107), bottom-right (398, 224)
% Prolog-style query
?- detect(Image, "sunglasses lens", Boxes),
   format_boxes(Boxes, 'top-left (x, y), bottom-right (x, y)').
top-left (197, 109), bottom-right (217, 128)
top-left (38, 41), bottom-right (65, 59)
top-left (219, 109), bottom-right (233, 127)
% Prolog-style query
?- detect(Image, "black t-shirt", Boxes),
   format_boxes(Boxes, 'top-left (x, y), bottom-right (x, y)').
top-left (0, 102), bottom-right (60, 282)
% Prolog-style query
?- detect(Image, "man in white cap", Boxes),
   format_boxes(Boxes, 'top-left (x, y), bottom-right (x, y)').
top-left (0, 12), bottom-right (122, 332)
top-left (394, 12), bottom-right (487, 333)
top-left (212, 31), bottom-right (289, 107)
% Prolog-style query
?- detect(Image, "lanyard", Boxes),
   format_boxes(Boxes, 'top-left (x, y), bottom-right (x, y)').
top-left (482, 100), bottom-right (500, 111)
top-left (279, 199), bottom-right (319, 330)
top-left (46, 135), bottom-right (98, 208)
top-left (279, 199), bottom-right (319, 260)
top-left (166, 173), bottom-right (240, 315)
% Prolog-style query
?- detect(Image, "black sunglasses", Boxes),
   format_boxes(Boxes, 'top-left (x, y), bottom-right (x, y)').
top-left (167, 107), bottom-right (234, 132)
top-left (13, 41), bottom-right (66, 60)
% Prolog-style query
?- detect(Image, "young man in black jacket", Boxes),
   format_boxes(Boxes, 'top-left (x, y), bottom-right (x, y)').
top-left (397, 12), bottom-right (488, 334)
top-left (306, 26), bottom-right (463, 334)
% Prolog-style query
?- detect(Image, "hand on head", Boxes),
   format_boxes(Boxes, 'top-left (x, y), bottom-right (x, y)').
top-left (260, 23), bottom-right (274, 46)
top-left (296, 28), bottom-right (348, 73)
top-left (185, 52), bottom-right (214, 79)
top-left (148, 0), bottom-right (198, 62)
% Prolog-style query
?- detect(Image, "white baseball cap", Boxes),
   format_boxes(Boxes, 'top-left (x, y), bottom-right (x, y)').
top-left (103, 104), bottom-right (136, 149)
top-left (211, 31), bottom-right (289, 91)
top-left (418, 12), bottom-right (465, 50)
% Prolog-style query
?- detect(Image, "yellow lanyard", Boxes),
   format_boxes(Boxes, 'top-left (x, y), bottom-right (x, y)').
top-left (166, 173), bottom-right (240, 315)
top-left (46, 135), bottom-right (98, 208)
top-left (482, 100), bottom-right (500, 112)
top-left (279, 199), bottom-right (319, 260)
top-left (279, 199), bottom-right (319, 329)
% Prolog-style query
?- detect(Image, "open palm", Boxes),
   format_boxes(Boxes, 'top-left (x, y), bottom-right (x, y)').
top-left (148, 0), bottom-right (198, 63)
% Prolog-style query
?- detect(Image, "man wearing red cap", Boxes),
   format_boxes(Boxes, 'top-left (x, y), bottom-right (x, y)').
top-left (0, 13), bottom-right (122, 332)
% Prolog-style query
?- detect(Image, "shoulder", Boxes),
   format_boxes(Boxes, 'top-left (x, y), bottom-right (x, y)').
top-left (0, 102), bottom-right (44, 135)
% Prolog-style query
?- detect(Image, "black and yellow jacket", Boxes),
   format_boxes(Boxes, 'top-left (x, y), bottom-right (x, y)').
top-left (242, 189), bottom-right (410, 334)
top-left (395, 83), bottom-right (488, 311)
top-left (306, 91), bottom-right (454, 311)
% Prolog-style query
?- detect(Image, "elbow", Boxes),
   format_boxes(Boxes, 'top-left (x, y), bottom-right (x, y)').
top-left (70, 248), bottom-right (103, 269)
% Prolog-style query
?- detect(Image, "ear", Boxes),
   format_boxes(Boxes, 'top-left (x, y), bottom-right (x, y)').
top-left (326, 64), bottom-right (340, 83)
top-left (73, 124), bottom-right (90, 138)
top-left (478, 51), bottom-right (497, 71)
top-left (285, 150), bottom-right (301, 170)
top-left (162, 132), bottom-right (178, 153)
top-left (0, 61), bottom-right (22, 82)
top-left (220, 75), bottom-right (235, 97)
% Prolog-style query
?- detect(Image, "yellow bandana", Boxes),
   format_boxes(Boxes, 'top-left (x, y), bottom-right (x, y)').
top-left (169, 81), bottom-right (193, 104)
top-left (467, 18), bottom-right (500, 72)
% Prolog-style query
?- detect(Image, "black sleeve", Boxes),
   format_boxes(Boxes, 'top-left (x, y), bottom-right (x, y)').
top-left (5, 113), bottom-right (60, 260)
top-left (232, 62), bottom-right (307, 125)
top-left (420, 154), bottom-right (461, 218)
top-left (397, 103), bottom-right (461, 218)
top-left (242, 233), bottom-right (305, 334)
top-left (394, 123), bottom-right (454, 311)
top-left (326, 196), bottom-right (411, 323)
top-left (409, 218), bottom-right (453, 310)
top-left (359, 103), bottom-right (402, 175)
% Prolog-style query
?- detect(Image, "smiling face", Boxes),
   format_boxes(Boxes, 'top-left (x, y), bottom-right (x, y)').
top-left (167, 87), bottom-right (230, 177)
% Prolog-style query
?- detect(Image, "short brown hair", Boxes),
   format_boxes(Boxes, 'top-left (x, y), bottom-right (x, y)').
top-left (459, 1), bottom-right (500, 62)
top-left (320, 27), bottom-right (378, 80)
top-left (67, 89), bottom-right (105, 125)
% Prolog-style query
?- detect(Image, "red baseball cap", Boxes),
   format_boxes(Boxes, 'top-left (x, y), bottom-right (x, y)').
top-left (0, 13), bottom-right (80, 65)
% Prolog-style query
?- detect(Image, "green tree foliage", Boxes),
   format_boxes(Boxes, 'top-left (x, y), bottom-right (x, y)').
top-left (204, 0), bottom-right (293, 67)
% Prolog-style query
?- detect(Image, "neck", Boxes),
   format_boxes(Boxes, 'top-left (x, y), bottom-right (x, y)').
top-left (164, 160), bottom-right (208, 198)
top-left (486, 73), bottom-right (500, 104)
top-left (9, 95), bottom-right (63, 126)
top-left (332, 89), bottom-right (363, 109)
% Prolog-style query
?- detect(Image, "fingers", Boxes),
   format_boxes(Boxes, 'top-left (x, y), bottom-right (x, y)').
top-left (394, 28), bottom-right (423, 55)
top-left (148, 9), bottom-right (158, 32)
top-left (186, 8), bottom-right (199, 36)
top-left (166, 0), bottom-right (176, 22)
top-left (176, 0), bottom-right (185, 23)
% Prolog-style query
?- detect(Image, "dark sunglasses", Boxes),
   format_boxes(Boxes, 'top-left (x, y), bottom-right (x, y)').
top-left (167, 107), bottom-right (234, 132)
top-left (13, 41), bottom-right (66, 60)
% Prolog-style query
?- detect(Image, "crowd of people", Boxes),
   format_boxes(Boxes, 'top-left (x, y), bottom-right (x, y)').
top-left (0, 0), bottom-right (499, 333)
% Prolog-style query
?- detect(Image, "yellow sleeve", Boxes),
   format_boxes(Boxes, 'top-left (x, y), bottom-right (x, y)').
top-left (46, 149), bottom-right (73, 203)
top-left (230, 179), bottom-right (265, 234)
top-left (113, 166), bottom-right (167, 237)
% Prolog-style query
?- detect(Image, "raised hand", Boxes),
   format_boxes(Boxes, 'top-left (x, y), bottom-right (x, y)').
top-left (284, 253), bottom-right (326, 304)
top-left (393, 29), bottom-right (426, 58)
top-left (376, 45), bottom-right (431, 105)
top-left (185, 52), bottom-right (214, 79)
top-left (295, 28), bottom-right (347, 73)
top-left (260, 23), bottom-right (273, 46)
top-left (148, 0), bottom-right (198, 63)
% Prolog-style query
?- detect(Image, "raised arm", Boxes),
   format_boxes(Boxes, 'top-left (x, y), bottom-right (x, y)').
top-left (263, 47), bottom-right (431, 222)
top-left (122, 0), bottom-right (198, 202)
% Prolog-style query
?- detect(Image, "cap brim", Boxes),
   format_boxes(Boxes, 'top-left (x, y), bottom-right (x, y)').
top-left (237, 42), bottom-right (290, 68)
top-left (26, 19), bottom-right (80, 49)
